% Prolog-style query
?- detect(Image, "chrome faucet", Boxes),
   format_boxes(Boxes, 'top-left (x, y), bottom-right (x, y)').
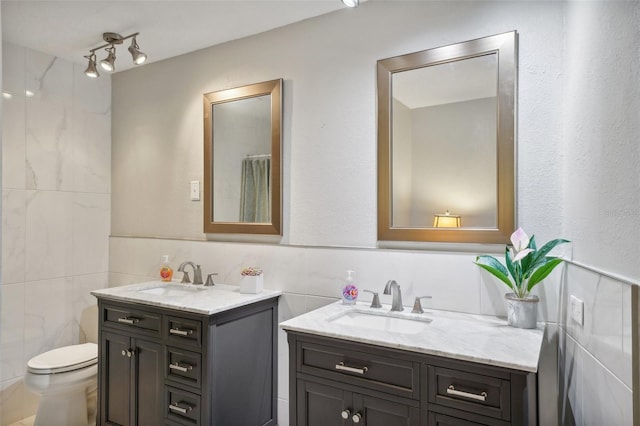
top-left (383, 280), bottom-right (404, 312)
top-left (177, 261), bottom-right (203, 285)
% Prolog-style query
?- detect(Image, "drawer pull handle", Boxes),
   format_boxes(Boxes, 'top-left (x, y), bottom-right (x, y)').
top-left (447, 385), bottom-right (488, 402)
top-left (169, 362), bottom-right (193, 373)
top-left (335, 362), bottom-right (368, 375)
top-left (117, 317), bottom-right (140, 325)
top-left (169, 402), bottom-right (193, 414)
top-left (169, 327), bottom-right (194, 336)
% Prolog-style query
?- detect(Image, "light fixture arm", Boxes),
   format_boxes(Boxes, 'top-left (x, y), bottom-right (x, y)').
top-left (88, 32), bottom-right (139, 55)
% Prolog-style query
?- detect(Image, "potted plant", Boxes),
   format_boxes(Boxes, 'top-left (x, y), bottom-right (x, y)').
top-left (240, 266), bottom-right (264, 294)
top-left (474, 228), bottom-right (569, 329)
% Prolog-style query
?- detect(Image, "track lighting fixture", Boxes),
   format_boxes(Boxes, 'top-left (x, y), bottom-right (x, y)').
top-left (84, 32), bottom-right (147, 78)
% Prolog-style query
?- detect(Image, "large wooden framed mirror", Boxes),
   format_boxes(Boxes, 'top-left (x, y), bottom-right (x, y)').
top-left (377, 32), bottom-right (517, 244)
top-left (204, 79), bottom-right (282, 235)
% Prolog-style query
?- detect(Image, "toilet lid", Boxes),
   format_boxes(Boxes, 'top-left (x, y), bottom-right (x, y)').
top-left (27, 343), bottom-right (98, 374)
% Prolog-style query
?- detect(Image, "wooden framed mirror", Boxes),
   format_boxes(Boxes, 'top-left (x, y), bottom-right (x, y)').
top-left (203, 79), bottom-right (282, 235)
top-left (377, 32), bottom-right (517, 244)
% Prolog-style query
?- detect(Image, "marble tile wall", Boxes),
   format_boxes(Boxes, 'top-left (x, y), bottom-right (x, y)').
top-left (0, 42), bottom-right (111, 425)
top-left (108, 235), bottom-right (564, 426)
top-left (557, 264), bottom-right (633, 425)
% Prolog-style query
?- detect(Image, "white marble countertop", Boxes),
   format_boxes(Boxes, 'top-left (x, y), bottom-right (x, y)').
top-left (91, 281), bottom-right (281, 315)
top-left (279, 301), bottom-right (545, 373)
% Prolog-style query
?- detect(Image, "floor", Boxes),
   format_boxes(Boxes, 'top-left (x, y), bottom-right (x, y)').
top-left (8, 416), bottom-right (34, 426)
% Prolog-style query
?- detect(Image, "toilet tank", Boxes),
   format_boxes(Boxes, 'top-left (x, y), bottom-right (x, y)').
top-left (79, 305), bottom-right (99, 344)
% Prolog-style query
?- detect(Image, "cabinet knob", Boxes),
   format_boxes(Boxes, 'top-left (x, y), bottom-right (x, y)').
top-left (340, 409), bottom-right (351, 420)
top-left (352, 412), bottom-right (363, 423)
top-left (121, 349), bottom-right (134, 358)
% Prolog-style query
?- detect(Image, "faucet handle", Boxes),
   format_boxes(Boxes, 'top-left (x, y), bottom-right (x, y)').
top-left (362, 290), bottom-right (382, 308)
top-left (205, 273), bottom-right (218, 287)
top-left (180, 271), bottom-right (191, 284)
top-left (411, 296), bottom-right (432, 314)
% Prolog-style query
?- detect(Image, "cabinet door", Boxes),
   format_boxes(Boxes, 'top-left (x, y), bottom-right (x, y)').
top-left (102, 331), bottom-right (132, 426)
top-left (133, 338), bottom-right (163, 426)
top-left (353, 393), bottom-right (420, 426)
top-left (296, 379), bottom-right (351, 426)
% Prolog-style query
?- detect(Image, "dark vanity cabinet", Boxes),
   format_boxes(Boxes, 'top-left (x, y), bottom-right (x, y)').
top-left (97, 296), bottom-right (278, 426)
top-left (101, 330), bottom-right (163, 425)
top-left (287, 333), bottom-right (537, 426)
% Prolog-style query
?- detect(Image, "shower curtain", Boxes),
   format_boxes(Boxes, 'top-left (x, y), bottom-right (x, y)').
top-left (239, 157), bottom-right (271, 222)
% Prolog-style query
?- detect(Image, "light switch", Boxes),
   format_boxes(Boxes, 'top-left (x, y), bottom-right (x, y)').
top-left (570, 295), bottom-right (584, 326)
top-left (190, 181), bottom-right (200, 201)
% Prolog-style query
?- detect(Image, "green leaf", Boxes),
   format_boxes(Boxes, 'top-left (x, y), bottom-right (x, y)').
top-left (474, 256), bottom-right (514, 291)
top-left (520, 235), bottom-right (536, 272)
top-left (527, 257), bottom-right (564, 291)
top-left (529, 238), bottom-right (569, 265)
top-left (526, 239), bottom-right (570, 276)
top-left (505, 246), bottom-right (516, 282)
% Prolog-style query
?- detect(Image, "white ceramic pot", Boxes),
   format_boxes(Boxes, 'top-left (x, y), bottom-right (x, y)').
top-left (240, 275), bottom-right (264, 294)
top-left (504, 293), bottom-right (539, 329)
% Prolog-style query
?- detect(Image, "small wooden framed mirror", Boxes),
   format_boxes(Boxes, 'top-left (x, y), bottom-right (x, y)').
top-left (203, 79), bottom-right (282, 235)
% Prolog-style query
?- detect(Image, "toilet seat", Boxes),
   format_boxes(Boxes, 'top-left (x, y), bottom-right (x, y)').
top-left (27, 343), bottom-right (98, 375)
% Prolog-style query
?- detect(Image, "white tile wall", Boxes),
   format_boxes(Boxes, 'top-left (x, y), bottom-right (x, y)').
top-left (108, 235), bottom-right (567, 426)
top-left (108, 236), bottom-right (637, 425)
top-left (0, 42), bottom-right (111, 425)
top-left (558, 264), bottom-right (633, 425)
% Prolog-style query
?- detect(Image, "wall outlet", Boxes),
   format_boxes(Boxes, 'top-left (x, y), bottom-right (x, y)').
top-left (570, 295), bottom-right (584, 326)
top-left (190, 180), bottom-right (200, 201)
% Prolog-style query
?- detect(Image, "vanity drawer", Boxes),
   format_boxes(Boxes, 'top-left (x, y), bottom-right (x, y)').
top-left (427, 365), bottom-right (511, 421)
top-left (102, 304), bottom-right (161, 338)
top-left (427, 410), bottom-right (506, 426)
top-left (166, 316), bottom-right (202, 349)
top-left (166, 386), bottom-right (201, 425)
top-left (298, 340), bottom-right (419, 399)
top-left (166, 347), bottom-right (202, 389)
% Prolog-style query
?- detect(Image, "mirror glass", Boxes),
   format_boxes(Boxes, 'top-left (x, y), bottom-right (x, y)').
top-left (378, 32), bottom-right (517, 244)
top-left (391, 54), bottom-right (497, 228)
top-left (204, 79), bottom-right (282, 235)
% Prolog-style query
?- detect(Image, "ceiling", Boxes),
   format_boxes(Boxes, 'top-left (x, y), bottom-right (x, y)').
top-left (1, 0), bottom-right (348, 73)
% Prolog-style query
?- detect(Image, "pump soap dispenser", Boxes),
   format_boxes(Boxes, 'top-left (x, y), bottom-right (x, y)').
top-left (341, 270), bottom-right (358, 305)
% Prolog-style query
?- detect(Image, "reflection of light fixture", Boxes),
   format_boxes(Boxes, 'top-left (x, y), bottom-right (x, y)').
top-left (84, 32), bottom-right (147, 78)
top-left (433, 210), bottom-right (461, 228)
top-left (2, 90), bottom-right (35, 98)
top-left (341, 0), bottom-right (359, 7)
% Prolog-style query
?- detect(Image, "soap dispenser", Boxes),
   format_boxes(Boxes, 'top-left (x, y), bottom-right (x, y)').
top-left (160, 255), bottom-right (173, 282)
top-left (341, 270), bottom-right (358, 305)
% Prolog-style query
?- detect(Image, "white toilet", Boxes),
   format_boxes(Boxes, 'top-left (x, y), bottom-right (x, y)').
top-left (24, 306), bottom-right (99, 426)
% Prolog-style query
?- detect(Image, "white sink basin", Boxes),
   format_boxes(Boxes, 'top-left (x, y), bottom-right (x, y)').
top-left (328, 310), bottom-right (432, 334)
top-left (137, 284), bottom-right (208, 297)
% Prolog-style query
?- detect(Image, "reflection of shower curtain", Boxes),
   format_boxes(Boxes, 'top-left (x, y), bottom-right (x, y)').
top-left (239, 157), bottom-right (271, 222)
